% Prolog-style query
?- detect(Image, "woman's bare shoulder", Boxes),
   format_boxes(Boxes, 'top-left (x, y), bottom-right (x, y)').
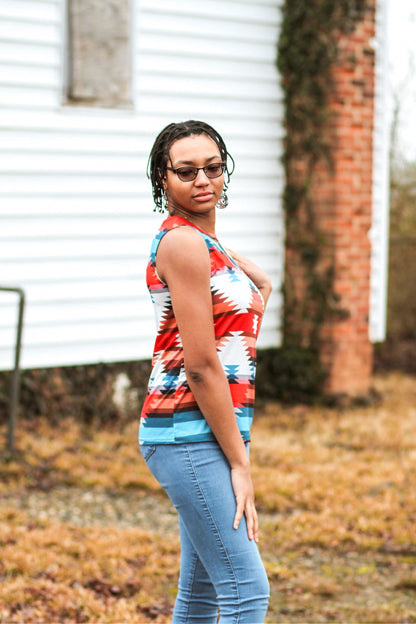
top-left (158, 225), bottom-right (208, 257)
top-left (157, 225), bottom-right (210, 281)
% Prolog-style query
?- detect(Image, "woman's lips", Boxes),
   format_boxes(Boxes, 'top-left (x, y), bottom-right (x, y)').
top-left (193, 192), bottom-right (214, 201)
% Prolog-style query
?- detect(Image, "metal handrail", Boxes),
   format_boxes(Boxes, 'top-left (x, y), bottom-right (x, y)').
top-left (0, 286), bottom-right (25, 454)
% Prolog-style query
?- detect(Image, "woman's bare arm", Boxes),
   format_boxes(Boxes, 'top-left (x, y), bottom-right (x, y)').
top-left (156, 227), bottom-right (259, 542)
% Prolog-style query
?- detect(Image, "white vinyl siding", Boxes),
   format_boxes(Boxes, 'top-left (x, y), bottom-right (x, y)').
top-left (370, 0), bottom-right (390, 342)
top-left (0, 0), bottom-right (285, 370)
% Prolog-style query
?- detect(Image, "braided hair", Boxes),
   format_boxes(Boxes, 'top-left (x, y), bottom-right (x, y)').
top-left (147, 120), bottom-right (235, 213)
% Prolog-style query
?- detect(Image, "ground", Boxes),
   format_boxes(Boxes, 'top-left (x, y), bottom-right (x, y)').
top-left (1, 372), bottom-right (416, 623)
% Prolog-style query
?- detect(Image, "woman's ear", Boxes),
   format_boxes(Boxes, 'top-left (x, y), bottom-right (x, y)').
top-left (158, 168), bottom-right (167, 191)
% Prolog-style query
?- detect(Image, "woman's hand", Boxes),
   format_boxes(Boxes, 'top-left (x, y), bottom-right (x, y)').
top-left (231, 464), bottom-right (259, 543)
top-left (227, 248), bottom-right (272, 306)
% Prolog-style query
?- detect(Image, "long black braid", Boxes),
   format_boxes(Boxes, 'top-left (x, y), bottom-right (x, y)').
top-left (147, 120), bottom-right (235, 213)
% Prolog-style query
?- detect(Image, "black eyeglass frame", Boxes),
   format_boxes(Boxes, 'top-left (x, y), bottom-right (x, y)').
top-left (166, 162), bottom-right (226, 182)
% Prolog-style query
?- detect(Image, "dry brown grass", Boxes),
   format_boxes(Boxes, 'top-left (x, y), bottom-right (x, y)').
top-left (0, 511), bottom-right (177, 623)
top-left (1, 372), bottom-right (416, 622)
top-left (253, 373), bottom-right (416, 552)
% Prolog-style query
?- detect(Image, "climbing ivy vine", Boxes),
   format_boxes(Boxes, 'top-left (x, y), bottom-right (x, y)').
top-left (256, 0), bottom-right (369, 402)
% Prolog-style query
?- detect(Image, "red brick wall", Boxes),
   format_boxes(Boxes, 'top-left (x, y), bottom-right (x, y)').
top-left (285, 2), bottom-right (377, 396)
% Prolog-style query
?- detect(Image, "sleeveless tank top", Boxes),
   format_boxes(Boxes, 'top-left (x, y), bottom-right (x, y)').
top-left (139, 215), bottom-right (264, 445)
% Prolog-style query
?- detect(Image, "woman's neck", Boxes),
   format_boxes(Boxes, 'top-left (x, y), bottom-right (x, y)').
top-left (169, 209), bottom-right (217, 239)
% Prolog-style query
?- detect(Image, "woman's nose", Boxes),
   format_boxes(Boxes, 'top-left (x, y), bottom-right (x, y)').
top-left (194, 169), bottom-right (210, 184)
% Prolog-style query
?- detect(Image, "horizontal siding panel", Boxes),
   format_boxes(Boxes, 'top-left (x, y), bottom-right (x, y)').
top-left (0, 238), bottom-right (149, 261)
top-left (139, 54), bottom-right (278, 83)
top-left (225, 118), bottom-right (284, 141)
top-left (0, 108), bottom-right (153, 133)
top-left (213, 215), bottom-right (284, 237)
top-left (231, 176), bottom-right (283, 195)
top-left (257, 327), bottom-right (280, 350)
top-left (135, 94), bottom-right (279, 120)
top-left (0, 41), bottom-right (60, 66)
top-left (21, 339), bottom-right (155, 369)
top-left (138, 33), bottom-right (276, 64)
top-left (0, 279), bottom-right (145, 303)
top-left (0, 173), bottom-right (143, 195)
top-left (0, 259), bottom-right (143, 283)
top-left (0, 19), bottom-right (60, 45)
top-left (0, 85), bottom-right (59, 108)
top-left (0, 332), bottom-right (156, 370)
top-left (214, 235), bottom-right (279, 257)
top-left (0, 299), bottom-right (149, 329)
top-left (0, 108), bottom-right (283, 141)
top-left (0, 321), bottom-right (148, 348)
top-left (0, 305), bottom-right (150, 337)
top-left (0, 216), bottom-right (153, 239)
top-left (231, 0), bottom-right (279, 5)
top-left (217, 222), bottom-right (284, 247)
top-left (0, 326), bottom-right (147, 363)
top-left (259, 304), bottom-right (282, 327)
top-left (0, 153), bottom-right (146, 174)
top-left (224, 136), bottom-right (283, 157)
top-left (232, 158), bottom-right (282, 177)
top-left (0, 130), bottom-right (144, 154)
top-left (139, 0), bottom-right (279, 26)
top-left (0, 0), bottom-right (60, 23)
top-left (0, 63), bottom-right (59, 87)
top-left (139, 13), bottom-right (277, 43)
top-left (138, 75), bottom-right (278, 102)
top-left (0, 197), bottom-right (152, 217)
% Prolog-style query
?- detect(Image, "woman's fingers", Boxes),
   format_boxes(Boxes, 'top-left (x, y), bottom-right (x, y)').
top-left (249, 502), bottom-right (259, 543)
top-left (231, 467), bottom-right (259, 542)
top-left (233, 498), bottom-right (259, 542)
top-left (233, 500), bottom-right (245, 531)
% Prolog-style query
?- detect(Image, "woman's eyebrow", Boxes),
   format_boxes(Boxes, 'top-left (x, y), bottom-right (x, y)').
top-left (173, 155), bottom-right (221, 166)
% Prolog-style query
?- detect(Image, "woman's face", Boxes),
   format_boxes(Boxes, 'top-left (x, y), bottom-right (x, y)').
top-left (163, 134), bottom-right (224, 218)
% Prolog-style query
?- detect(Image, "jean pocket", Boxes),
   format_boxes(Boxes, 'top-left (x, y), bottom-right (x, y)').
top-left (140, 444), bottom-right (157, 463)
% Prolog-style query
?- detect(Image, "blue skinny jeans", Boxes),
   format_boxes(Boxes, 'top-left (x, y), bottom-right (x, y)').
top-left (140, 441), bottom-right (269, 624)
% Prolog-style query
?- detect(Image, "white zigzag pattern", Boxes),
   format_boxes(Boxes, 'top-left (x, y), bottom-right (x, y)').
top-left (210, 271), bottom-right (253, 313)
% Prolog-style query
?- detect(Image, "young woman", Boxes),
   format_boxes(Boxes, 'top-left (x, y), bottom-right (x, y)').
top-left (139, 120), bottom-right (271, 623)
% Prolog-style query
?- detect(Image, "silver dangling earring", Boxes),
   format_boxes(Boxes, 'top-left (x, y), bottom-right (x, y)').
top-left (217, 191), bottom-right (228, 209)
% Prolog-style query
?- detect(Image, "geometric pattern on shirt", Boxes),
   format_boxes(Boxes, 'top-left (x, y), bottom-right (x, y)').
top-left (139, 214), bottom-right (264, 445)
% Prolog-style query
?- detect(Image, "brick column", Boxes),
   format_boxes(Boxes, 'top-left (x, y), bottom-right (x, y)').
top-left (283, 2), bottom-right (377, 397)
top-left (315, 4), bottom-right (376, 395)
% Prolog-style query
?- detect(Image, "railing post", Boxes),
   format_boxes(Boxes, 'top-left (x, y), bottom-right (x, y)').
top-left (0, 286), bottom-right (25, 455)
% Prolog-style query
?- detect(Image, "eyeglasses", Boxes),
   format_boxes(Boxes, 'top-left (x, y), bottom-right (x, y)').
top-left (166, 162), bottom-right (225, 182)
